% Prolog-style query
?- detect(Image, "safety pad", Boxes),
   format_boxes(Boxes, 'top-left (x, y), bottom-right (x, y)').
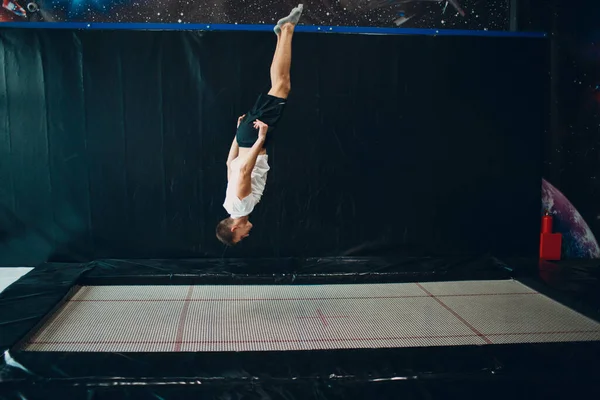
top-left (22, 280), bottom-right (600, 352)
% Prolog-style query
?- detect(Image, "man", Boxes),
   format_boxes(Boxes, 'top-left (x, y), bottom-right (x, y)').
top-left (216, 4), bottom-right (304, 246)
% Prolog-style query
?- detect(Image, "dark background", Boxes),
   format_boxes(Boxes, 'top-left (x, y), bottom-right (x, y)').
top-left (515, 0), bottom-right (600, 259)
top-left (547, 0), bottom-right (600, 256)
top-left (0, 29), bottom-right (546, 265)
top-left (1, 2), bottom-right (598, 263)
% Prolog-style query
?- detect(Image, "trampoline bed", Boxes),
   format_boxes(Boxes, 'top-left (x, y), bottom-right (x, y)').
top-left (22, 279), bottom-right (600, 353)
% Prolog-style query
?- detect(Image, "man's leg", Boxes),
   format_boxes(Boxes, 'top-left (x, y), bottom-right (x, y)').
top-left (268, 5), bottom-right (303, 99)
top-left (269, 33), bottom-right (283, 90)
top-left (268, 25), bottom-right (294, 100)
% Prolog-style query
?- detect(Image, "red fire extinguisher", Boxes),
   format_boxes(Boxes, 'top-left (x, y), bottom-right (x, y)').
top-left (541, 210), bottom-right (553, 234)
top-left (539, 210), bottom-right (562, 260)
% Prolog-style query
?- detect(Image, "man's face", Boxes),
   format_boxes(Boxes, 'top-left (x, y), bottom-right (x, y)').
top-left (232, 220), bottom-right (253, 243)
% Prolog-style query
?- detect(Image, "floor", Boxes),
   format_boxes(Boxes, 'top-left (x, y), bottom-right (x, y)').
top-left (23, 280), bottom-right (600, 352)
top-left (0, 267), bottom-right (33, 294)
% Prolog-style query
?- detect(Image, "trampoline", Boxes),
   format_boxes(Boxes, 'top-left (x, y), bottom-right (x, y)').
top-left (2, 258), bottom-right (600, 399)
top-left (22, 280), bottom-right (600, 353)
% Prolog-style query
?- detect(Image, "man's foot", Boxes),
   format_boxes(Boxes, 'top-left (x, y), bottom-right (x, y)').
top-left (274, 4), bottom-right (304, 35)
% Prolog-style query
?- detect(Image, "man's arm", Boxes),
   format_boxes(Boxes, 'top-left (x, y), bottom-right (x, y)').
top-left (226, 115), bottom-right (245, 180)
top-left (226, 136), bottom-right (239, 165)
top-left (235, 120), bottom-right (268, 199)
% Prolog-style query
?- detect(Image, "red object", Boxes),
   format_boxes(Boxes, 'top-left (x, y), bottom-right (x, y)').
top-left (539, 211), bottom-right (562, 260)
top-left (541, 214), bottom-right (553, 234)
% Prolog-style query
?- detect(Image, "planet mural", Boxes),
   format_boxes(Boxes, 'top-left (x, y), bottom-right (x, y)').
top-left (542, 178), bottom-right (600, 258)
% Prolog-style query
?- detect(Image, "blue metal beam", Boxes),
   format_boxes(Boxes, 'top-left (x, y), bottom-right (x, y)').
top-left (0, 22), bottom-right (547, 38)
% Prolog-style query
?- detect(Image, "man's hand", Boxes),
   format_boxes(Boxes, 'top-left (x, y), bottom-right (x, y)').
top-left (237, 114), bottom-right (246, 128)
top-left (253, 119), bottom-right (269, 139)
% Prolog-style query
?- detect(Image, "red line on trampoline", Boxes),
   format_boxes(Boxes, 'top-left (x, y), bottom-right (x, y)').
top-left (173, 286), bottom-right (194, 352)
top-left (68, 292), bottom-right (538, 303)
top-left (415, 282), bottom-right (493, 345)
top-left (317, 309), bottom-right (328, 326)
top-left (28, 330), bottom-right (600, 346)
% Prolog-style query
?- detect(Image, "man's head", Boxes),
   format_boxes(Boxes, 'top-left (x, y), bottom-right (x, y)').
top-left (216, 217), bottom-right (253, 246)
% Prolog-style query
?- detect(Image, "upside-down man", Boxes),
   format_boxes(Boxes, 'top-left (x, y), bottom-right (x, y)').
top-left (216, 4), bottom-right (303, 245)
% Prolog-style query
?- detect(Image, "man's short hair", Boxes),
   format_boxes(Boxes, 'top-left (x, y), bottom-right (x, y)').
top-left (216, 217), bottom-right (236, 246)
